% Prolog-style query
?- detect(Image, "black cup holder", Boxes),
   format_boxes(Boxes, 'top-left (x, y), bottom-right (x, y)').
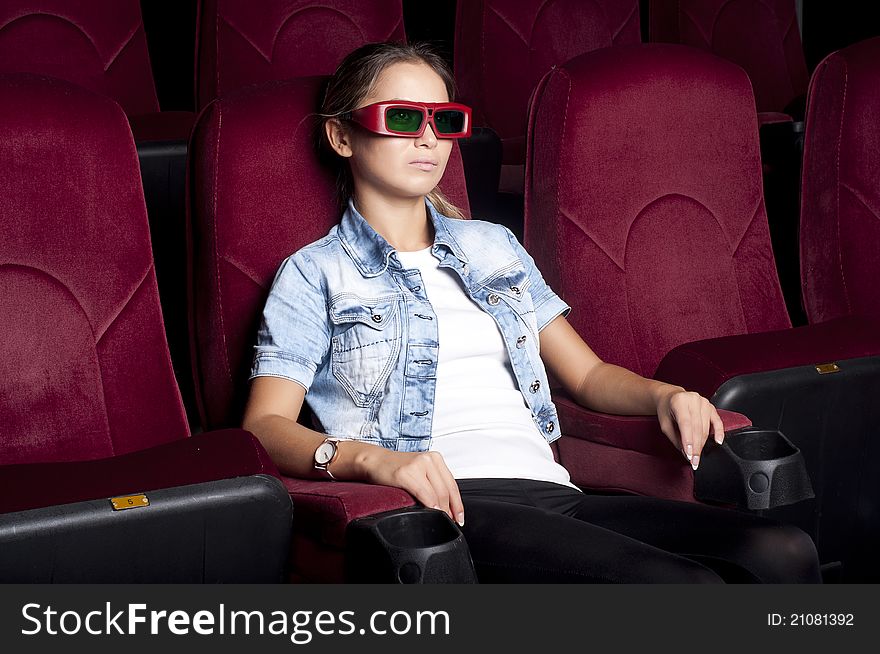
top-left (694, 428), bottom-right (814, 511)
top-left (726, 429), bottom-right (798, 460)
top-left (345, 507), bottom-right (478, 583)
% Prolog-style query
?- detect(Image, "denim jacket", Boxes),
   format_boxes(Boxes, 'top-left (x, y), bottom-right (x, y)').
top-left (250, 198), bottom-right (571, 453)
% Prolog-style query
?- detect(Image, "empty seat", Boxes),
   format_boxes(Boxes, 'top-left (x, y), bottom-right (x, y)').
top-left (453, 0), bottom-right (641, 237)
top-left (0, 73), bottom-right (292, 582)
top-left (799, 39), bottom-right (880, 579)
top-left (195, 0), bottom-right (406, 109)
top-left (525, 43), bottom-right (880, 580)
top-left (649, 0), bottom-right (810, 326)
top-left (648, 0), bottom-right (808, 117)
top-left (0, 0), bottom-right (158, 114)
top-left (455, 0), bottom-right (641, 170)
top-left (187, 76), bottom-right (472, 582)
top-left (0, 0), bottom-right (201, 425)
top-left (800, 36), bottom-right (880, 325)
top-left (0, 0), bottom-right (194, 135)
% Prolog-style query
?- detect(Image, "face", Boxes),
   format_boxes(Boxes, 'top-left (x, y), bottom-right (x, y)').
top-left (327, 61), bottom-right (453, 202)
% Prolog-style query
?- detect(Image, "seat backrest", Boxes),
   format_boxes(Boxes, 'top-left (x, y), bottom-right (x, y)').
top-left (649, 0), bottom-right (808, 114)
top-left (0, 74), bottom-right (188, 466)
top-left (189, 76), bottom-right (470, 429)
top-left (454, 0), bottom-right (640, 164)
top-left (195, 0), bottom-right (407, 109)
top-left (800, 37), bottom-right (880, 324)
top-left (525, 44), bottom-right (791, 379)
top-left (0, 0), bottom-right (159, 115)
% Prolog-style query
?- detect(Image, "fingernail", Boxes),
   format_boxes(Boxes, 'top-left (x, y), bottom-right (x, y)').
top-left (456, 512), bottom-right (465, 527)
top-left (715, 435), bottom-right (724, 445)
top-left (686, 444), bottom-right (693, 458)
top-left (691, 455), bottom-right (700, 470)
top-left (432, 505), bottom-right (441, 511)
top-left (683, 448), bottom-right (691, 461)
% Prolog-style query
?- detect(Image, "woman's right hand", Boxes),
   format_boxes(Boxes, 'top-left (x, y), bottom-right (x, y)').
top-left (360, 448), bottom-right (465, 527)
top-left (242, 377), bottom-right (465, 526)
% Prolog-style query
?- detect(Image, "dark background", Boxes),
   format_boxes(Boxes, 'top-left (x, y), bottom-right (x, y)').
top-left (140, 0), bottom-right (879, 111)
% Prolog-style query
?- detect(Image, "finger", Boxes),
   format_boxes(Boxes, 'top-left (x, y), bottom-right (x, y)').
top-left (711, 407), bottom-right (725, 445)
top-left (424, 463), bottom-right (452, 519)
top-left (670, 404), bottom-right (690, 463)
top-left (691, 401), bottom-right (712, 469)
top-left (686, 400), bottom-right (701, 469)
top-left (674, 403), bottom-right (694, 464)
top-left (678, 402), bottom-right (695, 466)
top-left (434, 456), bottom-right (465, 526)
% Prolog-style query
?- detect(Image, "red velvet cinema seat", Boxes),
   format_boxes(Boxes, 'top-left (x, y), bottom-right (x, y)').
top-left (188, 77), bottom-right (473, 583)
top-left (525, 43), bottom-right (880, 581)
top-left (195, 0), bottom-right (406, 110)
top-left (0, 73), bottom-right (292, 583)
top-left (648, 0), bottom-right (808, 119)
top-left (798, 39), bottom-right (880, 578)
top-left (453, 0), bottom-right (641, 223)
top-left (800, 37), bottom-right (880, 326)
top-left (0, 0), bottom-right (200, 424)
top-left (0, 0), bottom-right (158, 115)
top-left (0, 0), bottom-right (195, 152)
top-left (454, 0), bottom-right (641, 181)
top-left (648, 0), bottom-right (811, 325)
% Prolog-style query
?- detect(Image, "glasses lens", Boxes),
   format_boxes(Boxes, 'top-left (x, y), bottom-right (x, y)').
top-left (434, 110), bottom-right (466, 135)
top-left (385, 107), bottom-right (424, 133)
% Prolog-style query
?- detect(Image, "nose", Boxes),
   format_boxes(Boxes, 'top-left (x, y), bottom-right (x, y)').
top-left (415, 121), bottom-right (438, 147)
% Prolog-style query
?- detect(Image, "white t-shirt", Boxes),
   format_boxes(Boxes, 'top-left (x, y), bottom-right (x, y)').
top-left (395, 246), bottom-right (577, 490)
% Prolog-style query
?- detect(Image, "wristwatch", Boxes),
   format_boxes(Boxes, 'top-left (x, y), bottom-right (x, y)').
top-left (314, 437), bottom-right (341, 479)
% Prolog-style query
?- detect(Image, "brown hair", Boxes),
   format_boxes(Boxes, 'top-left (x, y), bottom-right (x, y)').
top-left (317, 41), bottom-right (465, 219)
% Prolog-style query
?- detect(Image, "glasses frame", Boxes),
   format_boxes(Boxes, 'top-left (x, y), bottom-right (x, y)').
top-left (343, 101), bottom-right (472, 139)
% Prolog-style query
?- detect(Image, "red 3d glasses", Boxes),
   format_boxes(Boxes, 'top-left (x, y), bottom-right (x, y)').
top-left (342, 101), bottom-right (472, 138)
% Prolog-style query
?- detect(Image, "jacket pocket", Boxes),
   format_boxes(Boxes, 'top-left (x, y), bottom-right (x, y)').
top-left (329, 294), bottom-right (402, 407)
top-left (485, 266), bottom-right (539, 341)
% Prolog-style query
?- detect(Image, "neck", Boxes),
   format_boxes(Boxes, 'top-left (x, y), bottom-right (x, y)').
top-left (352, 190), bottom-right (434, 252)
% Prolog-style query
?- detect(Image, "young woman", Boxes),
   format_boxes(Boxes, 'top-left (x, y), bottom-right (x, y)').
top-left (242, 42), bottom-right (821, 583)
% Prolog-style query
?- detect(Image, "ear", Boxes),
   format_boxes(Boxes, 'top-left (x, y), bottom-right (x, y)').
top-left (324, 118), bottom-right (353, 158)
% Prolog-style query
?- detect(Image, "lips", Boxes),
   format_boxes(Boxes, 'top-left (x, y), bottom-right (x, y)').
top-left (409, 159), bottom-right (438, 171)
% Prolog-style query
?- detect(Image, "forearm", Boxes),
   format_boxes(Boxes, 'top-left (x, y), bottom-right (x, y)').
top-left (243, 413), bottom-right (384, 480)
top-left (575, 361), bottom-right (685, 416)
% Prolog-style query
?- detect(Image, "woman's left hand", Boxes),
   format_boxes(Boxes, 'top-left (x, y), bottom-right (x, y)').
top-left (656, 389), bottom-right (725, 470)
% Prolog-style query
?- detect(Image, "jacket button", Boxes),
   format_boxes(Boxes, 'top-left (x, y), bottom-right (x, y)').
top-left (487, 293), bottom-right (500, 305)
top-left (546, 421), bottom-right (555, 433)
top-left (516, 335), bottom-right (527, 348)
top-left (529, 380), bottom-right (540, 393)
top-left (510, 286), bottom-right (520, 295)
top-left (371, 313), bottom-right (382, 323)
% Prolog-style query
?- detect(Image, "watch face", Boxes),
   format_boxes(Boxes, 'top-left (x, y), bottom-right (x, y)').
top-left (315, 442), bottom-right (334, 465)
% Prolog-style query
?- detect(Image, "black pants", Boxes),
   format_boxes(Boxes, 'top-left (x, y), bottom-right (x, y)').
top-left (457, 479), bottom-right (822, 583)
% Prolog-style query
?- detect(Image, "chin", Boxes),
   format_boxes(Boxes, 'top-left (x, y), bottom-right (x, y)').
top-left (391, 180), bottom-right (440, 199)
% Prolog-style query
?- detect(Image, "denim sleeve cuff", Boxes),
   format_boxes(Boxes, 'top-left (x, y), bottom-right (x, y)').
top-left (249, 350), bottom-right (316, 392)
top-left (534, 292), bottom-right (572, 332)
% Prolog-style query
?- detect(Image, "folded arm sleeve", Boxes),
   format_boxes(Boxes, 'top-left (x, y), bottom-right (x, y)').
top-left (503, 226), bottom-right (571, 331)
top-left (249, 252), bottom-right (331, 392)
